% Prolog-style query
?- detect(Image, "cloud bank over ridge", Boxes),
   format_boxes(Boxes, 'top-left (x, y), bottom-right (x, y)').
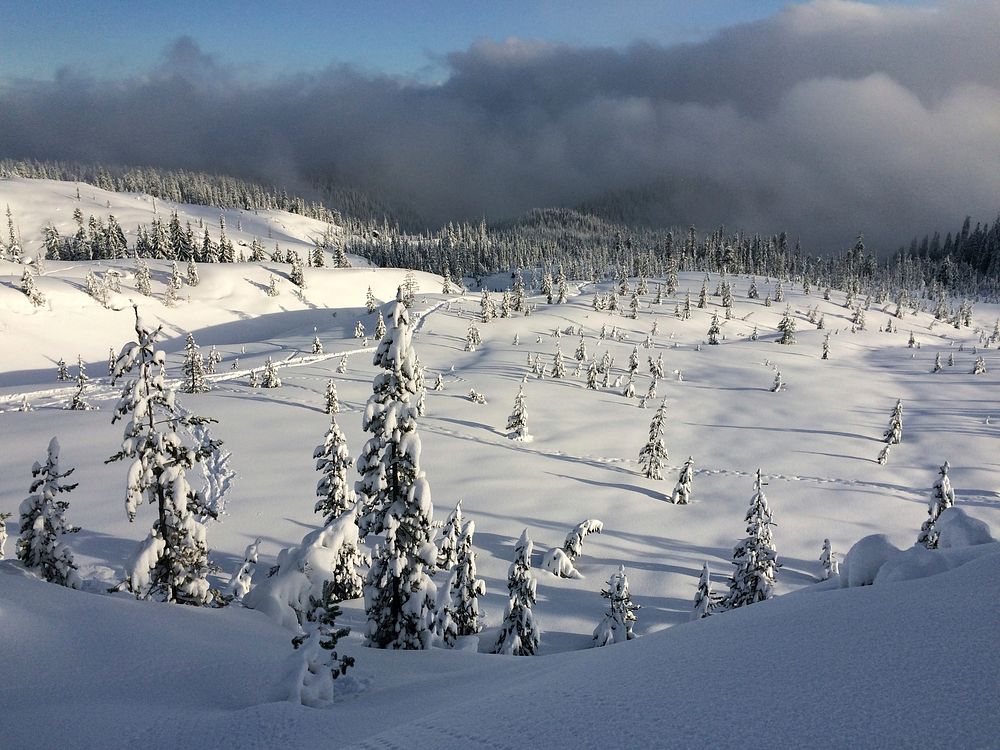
top-left (1, 1), bottom-right (998, 249)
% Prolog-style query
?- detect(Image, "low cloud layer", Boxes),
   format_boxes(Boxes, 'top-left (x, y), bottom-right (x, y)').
top-left (2, 1), bottom-right (999, 250)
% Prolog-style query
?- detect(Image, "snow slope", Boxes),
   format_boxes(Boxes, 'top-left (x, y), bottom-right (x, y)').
top-left (1, 178), bottom-right (999, 748)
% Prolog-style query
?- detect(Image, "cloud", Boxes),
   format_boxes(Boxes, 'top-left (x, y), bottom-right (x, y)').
top-left (1, 0), bottom-right (998, 250)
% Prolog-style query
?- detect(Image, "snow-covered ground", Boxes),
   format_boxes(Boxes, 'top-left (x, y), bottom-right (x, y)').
top-left (1, 178), bottom-right (998, 748)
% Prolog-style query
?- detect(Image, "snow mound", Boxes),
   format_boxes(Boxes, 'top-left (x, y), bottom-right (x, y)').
top-left (839, 533), bottom-right (901, 587)
top-left (936, 507), bottom-right (995, 548)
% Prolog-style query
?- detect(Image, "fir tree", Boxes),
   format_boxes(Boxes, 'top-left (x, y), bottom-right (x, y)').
top-left (436, 500), bottom-right (464, 571)
top-left (918, 461), bottom-right (955, 549)
top-left (493, 530), bottom-right (540, 656)
top-left (337, 354), bottom-right (348, 374)
top-left (266, 275), bottom-right (279, 297)
top-left (638, 398), bottom-right (669, 480)
top-left (228, 538), bottom-right (261, 600)
top-left (354, 320), bottom-right (366, 339)
top-left (324, 379), bottom-right (340, 414)
top-left (365, 286), bottom-right (378, 314)
top-left (181, 333), bottom-right (210, 393)
top-left (932, 353), bottom-right (943, 372)
top-left (777, 306), bottom-right (796, 344)
top-left (819, 539), bottom-right (839, 581)
top-left (552, 345), bottom-right (567, 379)
top-left (186, 259), bottom-right (200, 287)
top-left (106, 306), bottom-right (220, 604)
top-left (435, 519), bottom-right (486, 646)
top-left (312, 335), bottom-right (323, 355)
top-left (357, 288), bottom-right (438, 649)
top-left (506, 385), bottom-right (530, 440)
top-left (592, 565), bottom-right (639, 646)
top-left (586, 358), bottom-right (600, 390)
top-left (207, 346), bottom-right (222, 375)
top-left (374, 313), bottom-right (387, 341)
top-left (556, 265), bottom-right (569, 303)
top-left (692, 562), bottom-right (716, 620)
top-left (56, 358), bottom-right (69, 381)
top-left (289, 252), bottom-right (306, 288)
top-left (68, 355), bottom-right (95, 411)
top-left (19, 266), bottom-right (45, 307)
top-left (261, 357), bottom-right (282, 388)
top-left (134, 259), bottom-right (152, 297)
top-left (771, 370), bottom-right (784, 392)
top-left (707, 313), bottom-right (721, 345)
top-left (722, 470), bottom-right (778, 609)
top-left (822, 335), bottom-right (830, 360)
top-left (17, 437), bottom-right (81, 588)
top-left (884, 399), bottom-right (903, 445)
top-left (465, 321), bottom-right (481, 352)
top-left (0, 512), bottom-right (9, 559)
top-left (313, 412), bottom-right (356, 525)
top-left (290, 581), bottom-right (355, 707)
top-left (973, 356), bottom-right (986, 374)
top-left (670, 456), bottom-right (694, 504)
top-left (563, 519), bottom-right (603, 561)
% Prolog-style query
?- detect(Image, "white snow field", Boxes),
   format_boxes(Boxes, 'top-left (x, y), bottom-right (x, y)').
top-left (1, 178), bottom-right (999, 748)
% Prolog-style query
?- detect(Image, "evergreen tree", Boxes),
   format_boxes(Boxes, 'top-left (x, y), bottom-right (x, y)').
top-left (592, 565), bottom-right (639, 646)
top-left (266, 275), bottom-right (279, 297)
top-left (770, 370), bottom-right (784, 392)
top-left (207, 346), bottom-right (222, 374)
top-left (707, 313), bottom-right (721, 345)
top-left (973, 356), bottom-right (986, 374)
top-left (575, 336), bottom-right (588, 362)
top-left (822, 335), bottom-right (830, 360)
top-left (777, 305), bottom-right (796, 344)
top-left (436, 500), bottom-right (464, 572)
top-left (918, 461), bottom-right (955, 549)
top-left (354, 320), bottom-right (366, 339)
top-left (290, 581), bottom-right (355, 707)
top-left (337, 354), bottom-right (348, 374)
top-left (819, 539), bottom-right (839, 581)
top-left (506, 385), bottom-right (530, 440)
top-left (556, 264), bottom-right (569, 303)
top-left (365, 286), bottom-right (377, 314)
top-left (552, 344), bottom-right (567, 379)
top-left (670, 456), bottom-right (694, 504)
top-left (692, 562), bottom-right (716, 620)
top-left (56, 358), bottom-right (69, 381)
top-left (435, 520), bottom-right (486, 646)
top-left (563, 519), bottom-right (603, 561)
top-left (261, 357), bottom-right (282, 388)
top-left (324, 379), bottom-right (340, 414)
top-left (723, 470), bottom-right (778, 609)
top-left (181, 333), bottom-right (209, 394)
top-left (0, 512), bottom-right (9, 559)
top-left (638, 398), bottom-right (669, 479)
top-left (313, 412), bottom-right (356, 525)
top-left (290, 252), bottom-right (306, 288)
top-left (17, 437), bottom-right (81, 588)
top-left (19, 267), bottom-right (45, 307)
top-left (312, 335), bottom-right (323, 355)
top-left (884, 399), bottom-right (903, 445)
top-left (932, 353), bottom-right (943, 372)
top-left (134, 259), bottom-right (152, 297)
top-left (186, 259), bottom-right (200, 287)
top-left (465, 322), bottom-right (481, 352)
top-left (228, 537), bottom-right (261, 600)
top-left (492, 530), bottom-right (539, 656)
top-left (106, 306), bottom-right (220, 604)
top-left (357, 288), bottom-right (438, 649)
top-left (374, 313), bottom-right (387, 341)
top-left (68, 355), bottom-right (95, 411)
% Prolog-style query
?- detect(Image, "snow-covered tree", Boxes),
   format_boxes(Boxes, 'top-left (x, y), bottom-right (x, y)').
top-left (289, 584), bottom-right (355, 707)
top-left (181, 332), bottom-right (210, 393)
top-left (357, 287), bottom-right (439, 649)
top-left (365, 286), bottom-right (377, 314)
top-left (465, 321), bottom-right (481, 352)
top-left (932, 353), bottom-right (943, 372)
top-left (670, 456), bottom-right (694, 504)
top-left (884, 399), bottom-right (903, 445)
top-left (324, 379), bottom-right (340, 414)
top-left (314, 412), bottom-right (356, 525)
top-left (207, 346), bottom-right (222, 374)
top-left (56, 358), bottom-right (69, 381)
top-left (918, 461), bottom-right (956, 549)
top-left (506, 385), bottom-right (530, 440)
top-left (575, 336), bottom-right (588, 362)
top-left (973, 356), bottom-right (986, 374)
top-left (374, 313), bottom-right (386, 341)
top-left (493, 530), bottom-right (539, 656)
top-left (722, 470), bottom-right (778, 609)
top-left (354, 320), bottom-right (366, 339)
top-left (707, 313), bottom-right (721, 345)
top-left (433, 372), bottom-right (444, 391)
top-left (586, 358), bottom-right (600, 390)
top-left (0, 512), bottom-right (9, 559)
top-left (289, 252), bottom-right (306, 288)
top-left (17, 437), bottom-right (80, 588)
top-left (777, 306), bottom-right (796, 344)
top-left (67, 355), bottom-right (95, 411)
top-left (552, 345), bottom-right (566, 379)
top-left (311, 335), bottom-right (323, 355)
top-left (592, 565), bottom-right (639, 646)
top-left (563, 518), bottom-right (603, 561)
top-left (435, 519), bottom-right (486, 646)
top-left (556, 265), bottom-right (569, 303)
top-left (186, 259), bottom-right (200, 287)
top-left (770, 371), bottom-right (784, 392)
top-left (638, 398), bottom-right (669, 479)
top-left (819, 539), bottom-right (839, 581)
top-left (106, 306), bottom-right (220, 604)
top-left (228, 537), bottom-right (261, 600)
top-left (261, 357), bottom-right (282, 388)
top-left (19, 266), bottom-right (45, 307)
top-left (134, 259), bottom-right (152, 296)
top-left (692, 562), bottom-right (716, 620)
top-left (436, 500), bottom-right (463, 571)
top-left (337, 354), bottom-right (348, 374)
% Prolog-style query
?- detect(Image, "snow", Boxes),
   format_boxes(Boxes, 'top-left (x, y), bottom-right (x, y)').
top-left (1, 177), bottom-right (999, 747)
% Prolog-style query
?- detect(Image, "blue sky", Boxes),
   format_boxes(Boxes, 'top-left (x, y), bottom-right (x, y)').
top-left (2, 0), bottom-right (795, 80)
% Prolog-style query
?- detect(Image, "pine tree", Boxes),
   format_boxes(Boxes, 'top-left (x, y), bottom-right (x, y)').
top-left (266, 274), bottom-right (279, 297)
top-left (973, 356), bottom-right (986, 374)
top-left (207, 346), bottom-right (222, 374)
top-left (822, 335), bottom-right (830, 360)
top-left (313, 411), bottom-right (357, 525)
top-left (575, 336), bottom-right (588, 362)
top-left (365, 286), bottom-right (377, 314)
top-left (290, 581), bottom-right (355, 707)
top-left (134, 259), bottom-right (152, 296)
top-left (181, 333), bottom-right (210, 393)
top-left (436, 501), bottom-right (464, 571)
top-left (723, 470), bottom-right (778, 609)
top-left (261, 357), bottom-right (282, 388)
top-left (918, 461), bottom-right (955, 549)
top-left (492, 530), bottom-right (540, 656)
top-left (697, 278), bottom-right (708, 308)
top-left (186, 259), bottom-right (200, 287)
top-left (556, 264), bottom-right (569, 303)
top-left (17, 437), bottom-right (81, 588)
top-left (374, 313), bottom-right (387, 341)
top-left (68, 355), bottom-right (95, 411)
top-left (56, 357), bottom-right (69, 381)
top-left (436, 520), bottom-right (486, 646)
top-left (506, 385), bottom-right (530, 440)
top-left (707, 313), bottom-right (721, 345)
top-left (638, 398), bottom-right (669, 479)
top-left (19, 267), bottom-right (45, 307)
top-left (770, 370), bottom-right (784, 392)
top-left (106, 306), bottom-right (219, 604)
top-left (289, 252), bottom-right (306, 288)
top-left (337, 354), bottom-right (348, 374)
top-left (932, 353), bottom-right (943, 372)
top-left (692, 562), bottom-right (716, 620)
top-left (586, 358), bottom-right (600, 390)
top-left (324, 379), bottom-right (340, 414)
top-left (433, 372), bottom-right (444, 391)
top-left (670, 456), bottom-right (694, 504)
top-left (777, 305), bottom-right (796, 344)
top-left (465, 322), bottom-right (481, 352)
top-left (358, 288), bottom-right (438, 649)
top-left (592, 565), bottom-right (639, 646)
top-left (311, 335), bottom-right (323, 355)
top-left (563, 519), bottom-right (603, 561)
top-left (228, 537), bottom-right (261, 600)
top-left (884, 399), bottom-right (903, 445)
top-left (819, 539), bottom-right (839, 581)
top-left (354, 320), bottom-right (366, 339)
top-left (0, 512), bottom-right (9, 559)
